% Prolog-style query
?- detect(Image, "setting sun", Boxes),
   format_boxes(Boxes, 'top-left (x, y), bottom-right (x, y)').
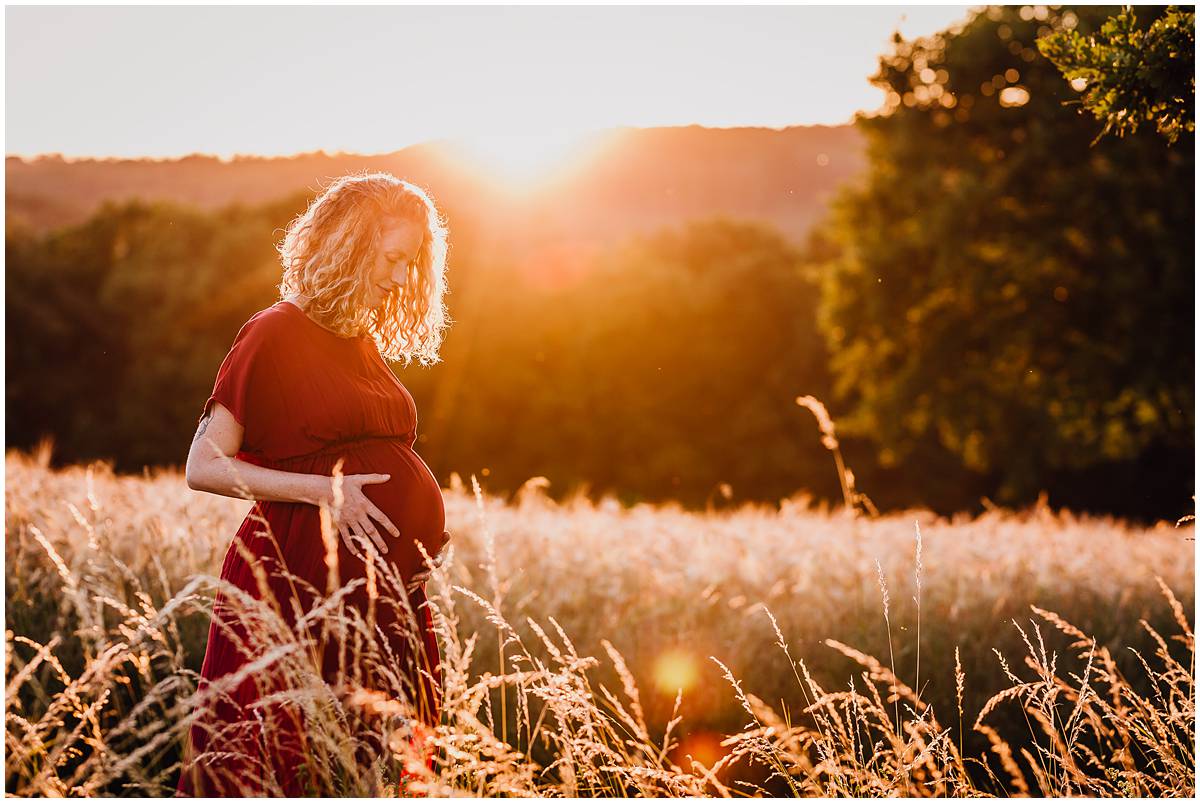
top-left (441, 128), bottom-right (611, 190)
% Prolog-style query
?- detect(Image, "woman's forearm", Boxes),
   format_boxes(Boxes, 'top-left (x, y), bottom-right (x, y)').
top-left (188, 455), bottom-right (331, 506)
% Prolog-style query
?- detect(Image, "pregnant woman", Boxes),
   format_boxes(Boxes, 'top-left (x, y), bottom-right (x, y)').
top-left (177, 173), bottom-right (451, 796)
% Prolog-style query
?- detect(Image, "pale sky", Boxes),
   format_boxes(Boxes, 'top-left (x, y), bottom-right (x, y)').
top-left (6, 4), bottom-right (975, 161)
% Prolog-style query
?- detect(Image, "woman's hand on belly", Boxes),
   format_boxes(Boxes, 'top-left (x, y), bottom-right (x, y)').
top-left (405, 529), bottom-right (452, 591)
top-left (321, 472), bottom-right (402, 559)
top-left (334, 442), bottom-right (446, 580)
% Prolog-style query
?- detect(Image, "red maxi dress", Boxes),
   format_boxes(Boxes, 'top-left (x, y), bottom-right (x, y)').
top-left (177, 300), bottom-right (448, 796)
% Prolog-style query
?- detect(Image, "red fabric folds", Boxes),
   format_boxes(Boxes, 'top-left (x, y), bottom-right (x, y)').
top-left (178, 302), bottom-right (446, 796)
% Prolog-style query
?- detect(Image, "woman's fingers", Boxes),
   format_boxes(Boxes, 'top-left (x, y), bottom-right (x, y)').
top-left (432, 530), bottom-right (451, 567)
top-left (360, 473), bottom-right (391, 486)
top-left (362, 520), bottom-right (389, 555)
top-left (338, 524), bottom-right (364, 561)
top-left (363, 500), bottom-right (401, 539)
top-left (349, 519), bottom-right (387, 556)
top-left (406, 569), bottom-right (431, 591)
top-left (346, 520), bottom-right (370, 558)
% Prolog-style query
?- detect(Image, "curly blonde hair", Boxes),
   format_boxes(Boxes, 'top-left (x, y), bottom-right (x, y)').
top-left (276, 171), bottom-right (450, 366)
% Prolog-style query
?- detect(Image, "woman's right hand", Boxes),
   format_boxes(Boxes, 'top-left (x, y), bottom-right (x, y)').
top-left (327, 473), bottom-right (400, 559)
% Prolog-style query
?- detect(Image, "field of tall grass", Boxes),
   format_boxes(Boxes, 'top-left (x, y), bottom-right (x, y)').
top-left (4, 442), bottom-right (1195, 796)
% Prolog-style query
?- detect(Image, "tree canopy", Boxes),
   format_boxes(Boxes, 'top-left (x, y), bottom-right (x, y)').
top-left (1038, 5), bottom-right (1195, 145)
top-left (813, 5), bottom-right (1194, 507)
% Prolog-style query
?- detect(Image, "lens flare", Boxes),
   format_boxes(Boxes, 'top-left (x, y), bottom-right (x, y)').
top-left (653, 648), bottom-right (700, 695)
top-left (672, 730), bottom-right (728, 771)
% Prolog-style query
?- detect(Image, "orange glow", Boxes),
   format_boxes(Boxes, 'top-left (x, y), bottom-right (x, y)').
top-left (671, 730), bottom-right (729, 772)
top-left (653, 648), bottom-right (700, 695)
top-left (442, 129), bottom-right (610, 191)
top-left (516, 241), bottom-right (598, 292)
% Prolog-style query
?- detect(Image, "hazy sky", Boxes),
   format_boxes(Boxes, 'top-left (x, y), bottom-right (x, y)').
top-left (6, 4), bottom-right (975, 161)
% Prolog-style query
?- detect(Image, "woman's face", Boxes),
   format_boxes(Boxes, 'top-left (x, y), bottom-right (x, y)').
top-left (365, 215), bottom-right (425, 308)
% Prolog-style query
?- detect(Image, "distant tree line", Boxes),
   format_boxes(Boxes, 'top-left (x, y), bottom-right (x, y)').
top-left (4, 201), bottom-right (852, 511)
top-left (6, 5), bottom-right (1193, 521)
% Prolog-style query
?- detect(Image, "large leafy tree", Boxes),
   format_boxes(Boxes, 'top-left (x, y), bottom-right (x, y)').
top-left (1039, 5), bottom-right (1195, 145)
top-left (816, 5), bottom-right (1194, 506)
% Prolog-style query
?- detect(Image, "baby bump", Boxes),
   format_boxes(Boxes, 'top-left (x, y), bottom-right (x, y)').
top-left (340, 441), bottom-right (446, 576)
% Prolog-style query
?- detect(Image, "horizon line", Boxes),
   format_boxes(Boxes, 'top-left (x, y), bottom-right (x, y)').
top-left (4, 120), bottom-right (861, 165)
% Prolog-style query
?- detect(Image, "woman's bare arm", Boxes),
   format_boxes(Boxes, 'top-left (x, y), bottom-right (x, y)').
top-left (186, 402), bottom-right (402, 556)
top-left (186, 402), bottom-right (330, 505)
top-left (186, 402), bottom-right (442, 575)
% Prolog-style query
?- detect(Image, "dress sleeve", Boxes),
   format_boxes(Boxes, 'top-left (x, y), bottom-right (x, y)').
top-left (200, 311), bottom-right (280, 451)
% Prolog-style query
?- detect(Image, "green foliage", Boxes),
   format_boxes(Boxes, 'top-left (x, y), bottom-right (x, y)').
top-left (1038, 5), bottom-right (1195, 145)
top-left (561, 221), bottom-right (837, 506)
top-left (815, 5), bottom-right (1194, 505)
top-left (6, 196), bottom-right (301, 465)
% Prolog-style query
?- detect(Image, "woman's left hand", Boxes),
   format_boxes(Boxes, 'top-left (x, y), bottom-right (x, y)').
top-left (405, 529), bottom-right (452, 592)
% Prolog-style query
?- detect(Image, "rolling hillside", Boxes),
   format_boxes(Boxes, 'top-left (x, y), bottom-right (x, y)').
top-left (5, 124), bottom-right (864, 245)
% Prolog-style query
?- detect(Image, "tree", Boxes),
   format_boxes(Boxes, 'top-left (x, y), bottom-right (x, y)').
top-left (815, 5), bottom-right (1194, 508)
top-left (1038, 5), bottom-right (1195, 145)
top-left (6, 197), bottom-right (299, 468)
top-left (415, 219), bottom-right (842, 508)
top-left (562, 220), bottom-right (839, 507)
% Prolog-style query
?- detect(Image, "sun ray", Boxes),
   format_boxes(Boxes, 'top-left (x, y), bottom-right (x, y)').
top-left (440, 128), bottom-right (612, 192)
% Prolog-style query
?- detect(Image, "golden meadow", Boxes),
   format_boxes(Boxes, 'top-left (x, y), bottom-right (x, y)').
top-left (5, 436), bottom-right (1193, 797)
